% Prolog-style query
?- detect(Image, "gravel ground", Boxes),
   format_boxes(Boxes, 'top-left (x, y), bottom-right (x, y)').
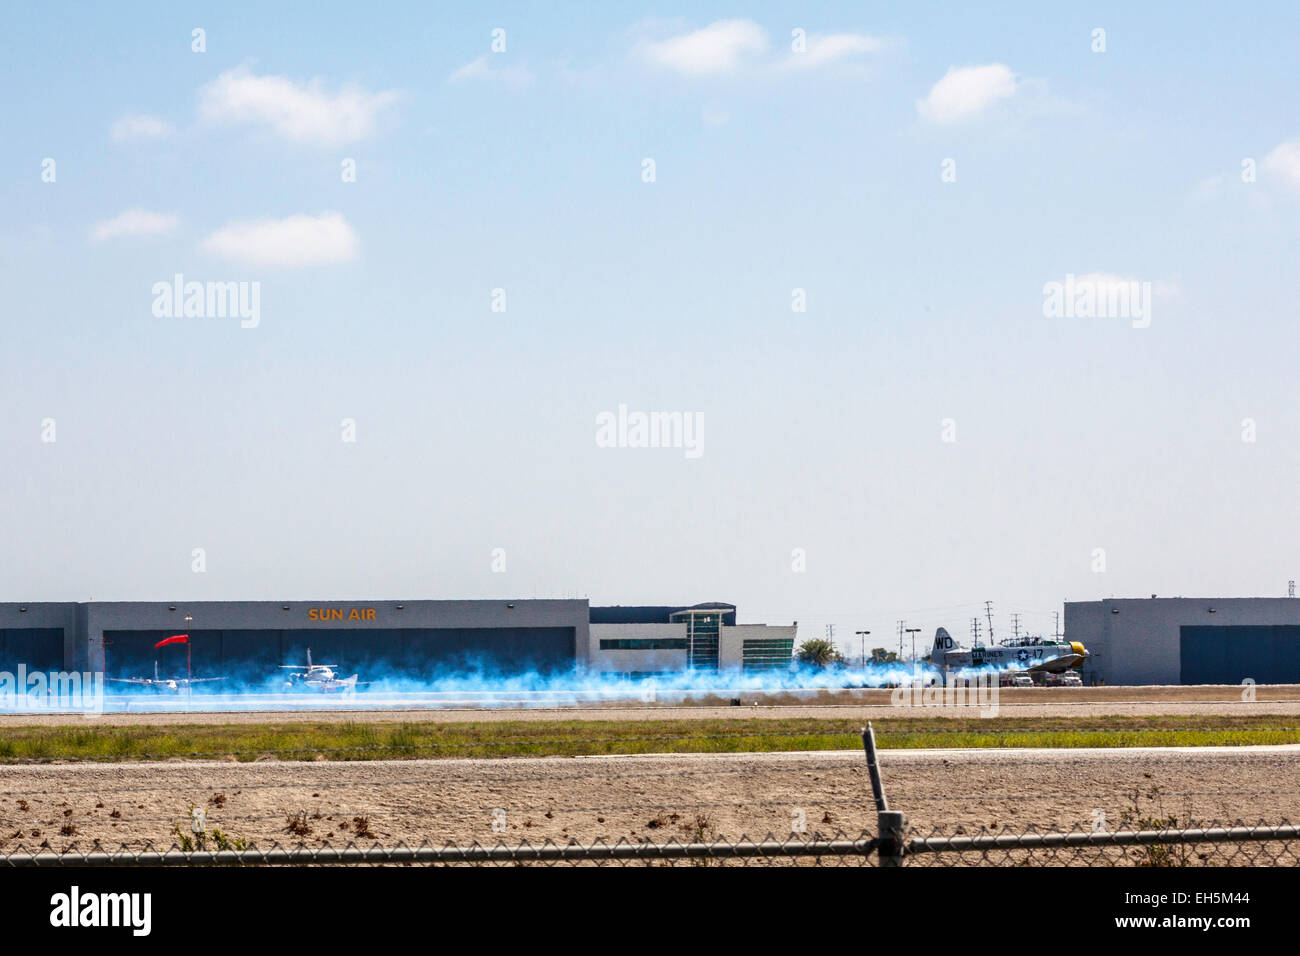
top-left (2, 746), bottom-right (1297, 854)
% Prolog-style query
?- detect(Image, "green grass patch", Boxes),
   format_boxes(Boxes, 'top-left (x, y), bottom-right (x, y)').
top-left (0, 714), bottom-right (1296, 762)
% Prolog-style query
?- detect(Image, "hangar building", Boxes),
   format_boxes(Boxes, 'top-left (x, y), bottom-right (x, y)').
top-left (1066, 597), bottom-right (1300, 685)
top-left (0, 599), bottom-right (796, 680)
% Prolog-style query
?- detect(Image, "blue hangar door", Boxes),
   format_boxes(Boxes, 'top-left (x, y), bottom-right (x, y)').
top-left (1180, 626), bottom-right (1300, 684)
top-left (0, 628), bottom-right (64, 672)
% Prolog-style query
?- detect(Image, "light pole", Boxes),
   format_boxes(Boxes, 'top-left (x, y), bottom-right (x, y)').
top-left (855, 630), bottom-right (870, 670)
top-left (183, 614), bottom-right (193, 694)
top-left (906, 627), bottom-right (921, 663)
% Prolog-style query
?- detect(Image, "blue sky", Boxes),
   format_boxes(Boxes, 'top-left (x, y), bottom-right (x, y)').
top-left (3, 3), bottom-right (1299, 649)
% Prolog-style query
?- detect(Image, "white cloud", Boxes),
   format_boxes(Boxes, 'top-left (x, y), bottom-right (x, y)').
top-left (917, 64), bottom-right (1017, 124)
top-left (1263, 139), bottom-right (1300, 191)
top-left (783, 33), bottom-right (886, 70)
top-left (198, 66), bottom-right (399, 146)
top-left (448, 57), bottom-right (489, 82)
top-left (447, 55), bottom-right (536, 91)
top-left (642, 19), bottom-right (768, 75)
top-left (199, 212), bottom-right (359, 267)
top-left (110, 113), bottom-right (173, 143)
top-left (90, 209), bottom-right (179, 241)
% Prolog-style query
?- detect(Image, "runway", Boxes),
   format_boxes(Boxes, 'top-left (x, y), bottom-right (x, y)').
top-left (4, 684), bottom-right (1299, 726)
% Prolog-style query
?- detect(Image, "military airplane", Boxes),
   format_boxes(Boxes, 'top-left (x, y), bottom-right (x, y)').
top-left (279, 648), bottom-right (360, 693)
top-left (929, 627), bottom-right (1089, 675)
top-left (106, 662), bottom-right (227, 693)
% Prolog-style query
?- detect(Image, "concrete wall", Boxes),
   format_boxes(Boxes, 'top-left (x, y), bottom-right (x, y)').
top-left (1065, 597), bottom-right (1300, 685)
top-left (719, 624), bottom-right (797, 669)
top-left (588, 623), bottom-right (688, 674)
top-left (591, 604), bottom-right (736, 626)
top-left (588, 623), bottom-right (798, 673)
top-left (1064, 600), bottom-right (1114, 685)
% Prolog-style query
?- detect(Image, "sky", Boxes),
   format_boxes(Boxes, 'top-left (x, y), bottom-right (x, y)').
top-left (2, 2), bottom-right (1298, 654)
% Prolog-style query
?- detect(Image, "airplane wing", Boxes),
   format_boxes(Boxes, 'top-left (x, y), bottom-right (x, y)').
top-left (187, 677), bottom-right (227, 683)
top-left (106, 677), bottom-right (150, 685)
top-left (1025, 656), bottom-right (1083, 674)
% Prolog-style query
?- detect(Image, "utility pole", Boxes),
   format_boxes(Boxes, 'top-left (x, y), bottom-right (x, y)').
top-left (183, 613), bottom-right (193, 696)
top-left (896, 620), bottom-right (904, 660)
top-left (1290, 580), bottom-right (1296, 598)
top-left (984, 601), bottom-right (995, 643)
top-left (1011, 613), bottom-right (1021, 640)
top-left (855, 630), bottom-right (870, 669)
top-left (1053, 611), bottom-right (1062, 640)
top-left (971, 617), bottom-right (981, 644)
top-left (906, 627), bottom-right (921, 662)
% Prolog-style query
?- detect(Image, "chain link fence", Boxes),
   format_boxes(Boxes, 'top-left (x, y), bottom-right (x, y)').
top-left (906, 822), bottom-right (1300, 866)
top-left (1, 823), bottom-right (1296, 866)
top-left (0, 833), bottom-right (879, 866)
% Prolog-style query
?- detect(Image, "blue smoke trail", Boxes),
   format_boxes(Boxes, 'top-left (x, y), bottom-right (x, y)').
top-left (0, 656), bottom-right (1065, 713)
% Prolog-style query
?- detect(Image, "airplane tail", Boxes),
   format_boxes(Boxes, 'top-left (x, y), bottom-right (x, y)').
top-left (154, 660), bottom-right (159, 682)
top-left (306, 648), bottom-right (312, 668)
top-left (932, 628), bottom-right (955, 661)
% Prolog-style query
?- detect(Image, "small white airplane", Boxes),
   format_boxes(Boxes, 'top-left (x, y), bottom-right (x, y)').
top-left (106, 662), bottom-right (227, 693)
top-left (279, 648), bottom-right (360, 693)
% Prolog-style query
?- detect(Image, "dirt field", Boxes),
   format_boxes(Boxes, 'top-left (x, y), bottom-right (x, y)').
top-left (2, 745), bottom-right (1297, 853)
top-left (4, 683), bottom-right (1298, 727)
top-left (2, 685), bottom-right (1295, 859)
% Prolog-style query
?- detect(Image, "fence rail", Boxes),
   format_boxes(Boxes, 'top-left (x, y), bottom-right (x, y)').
top-left (0, 835), bottom-right (878, 867)
top-left (907, 823), bottom-right (1300, 866)
top-left (910, 823), bottom-right (1300, 854)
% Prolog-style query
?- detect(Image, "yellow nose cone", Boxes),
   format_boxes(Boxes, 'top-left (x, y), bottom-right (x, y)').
top-left (1070, 642), bottom-right (1088, 657)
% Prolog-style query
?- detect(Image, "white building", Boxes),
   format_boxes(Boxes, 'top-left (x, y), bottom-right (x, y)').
top-left (586, 603), bottom-right (797, 676)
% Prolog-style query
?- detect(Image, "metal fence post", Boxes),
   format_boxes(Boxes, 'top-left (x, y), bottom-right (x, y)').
top-left (863, 722), bottom-right (907, 866)
top-left (877, 809), bottom-right (907, 867)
